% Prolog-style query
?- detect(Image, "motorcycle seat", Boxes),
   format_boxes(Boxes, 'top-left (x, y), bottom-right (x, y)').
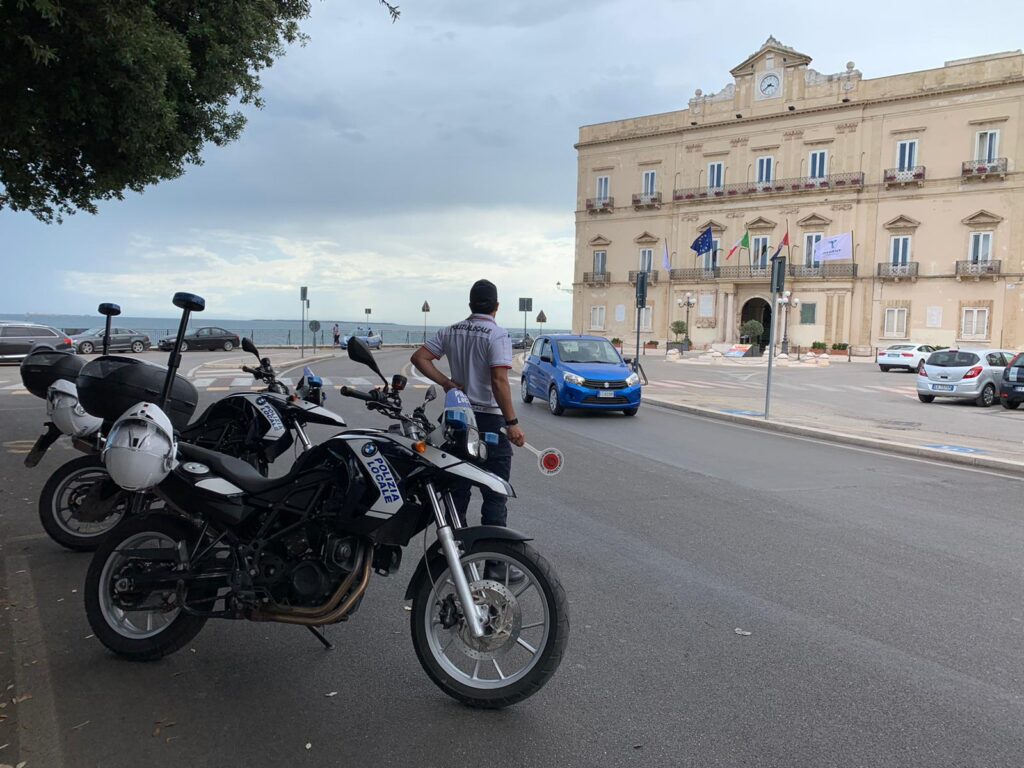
top-left (177, 443), bottom-right (290, 495)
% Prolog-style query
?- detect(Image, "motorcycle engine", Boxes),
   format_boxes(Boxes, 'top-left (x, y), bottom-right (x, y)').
top-left (254, 526), bottom-right (358, 607)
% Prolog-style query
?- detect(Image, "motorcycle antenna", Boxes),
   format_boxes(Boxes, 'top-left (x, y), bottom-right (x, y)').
top-left (159, 292), bottom-right (205, 409)
top-left (97, 303), bottom-right (121, 355)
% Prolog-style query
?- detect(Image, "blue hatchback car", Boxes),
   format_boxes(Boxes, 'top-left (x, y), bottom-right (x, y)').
top-left (521, 335), bottom-right (641, 416)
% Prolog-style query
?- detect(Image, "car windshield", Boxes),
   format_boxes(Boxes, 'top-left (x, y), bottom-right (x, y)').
top-left (556, 339), bottom-right (621, 364)
top-left (81, 328), bottom-right (104, 336)
top-left (928, 351), bottom-right (979, 367)
top-left (887, 344), bottom-right (914, 350)
top-left (1011, 354), bottom-right (1024, 367)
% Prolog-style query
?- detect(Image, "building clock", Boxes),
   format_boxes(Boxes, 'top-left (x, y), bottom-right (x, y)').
top-left (756, 71), bottom-right (782, 100)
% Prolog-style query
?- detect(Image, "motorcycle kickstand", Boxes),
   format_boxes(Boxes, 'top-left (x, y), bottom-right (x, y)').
top-left (306, 626), bottom-right (334, 650)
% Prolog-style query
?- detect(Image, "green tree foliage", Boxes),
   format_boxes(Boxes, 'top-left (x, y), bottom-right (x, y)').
top-left (740, 319), bottom-right (764, 342)
top-left (0, 0), bottom-right (399, 223)
top-left (669, 320), bottom-right (687, 341)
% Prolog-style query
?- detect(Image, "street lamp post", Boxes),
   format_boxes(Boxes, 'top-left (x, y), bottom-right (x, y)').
top-left (777, 291), bottom-right (800, 355)
top-left (676, 292), bottom-right (696, 348)
top-left (421, 301), bottom-right (430, 344)
top-left (555, 281), bottom-right (572, 294)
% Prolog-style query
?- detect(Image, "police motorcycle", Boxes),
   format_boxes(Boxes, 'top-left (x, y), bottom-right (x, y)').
top-left (20, 299), bottom-right (336, 551)
top-left (84, 298), bottom-right (569, 708)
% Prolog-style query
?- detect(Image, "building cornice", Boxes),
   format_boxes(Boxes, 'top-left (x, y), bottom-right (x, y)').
top-left (574, 76), bottom-right (1024, 150)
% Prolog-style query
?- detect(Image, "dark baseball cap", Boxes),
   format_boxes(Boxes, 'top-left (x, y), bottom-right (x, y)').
top-left (469, 279), bottom-right (498, 312)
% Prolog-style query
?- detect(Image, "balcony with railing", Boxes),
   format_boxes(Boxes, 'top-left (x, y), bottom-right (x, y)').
top-left (956, 260), bottom-right (1001, 278)
top-left (877, 262), bottom-right (919, 280)
top-left (670, 267), bottom-right (718, 282)
top-left (961, 158), bottom-right (1007, 180)
top-left (788, 263), bottom-right (858, 279)
top-left (631, 192), bottom-right (662, 209)
top-left (585, 197), bottom-right (614, 213)
top-left (883, 166), bottom-right (926, 187)
top-left (672, 172), bottom-right (864, 202)
top-left (582, 271), bottom-right (610, 286)
top-left (628, 270), bottom-right (659, 284)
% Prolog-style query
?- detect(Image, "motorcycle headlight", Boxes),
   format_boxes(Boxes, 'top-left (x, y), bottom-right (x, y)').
top-left (563, 372), bottom-right (585, 386)
top-left (625, 372), bottom-right (640, 387)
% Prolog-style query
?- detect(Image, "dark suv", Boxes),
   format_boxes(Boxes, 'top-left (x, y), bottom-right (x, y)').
top-left (0, 323), bottom-right (74, 363)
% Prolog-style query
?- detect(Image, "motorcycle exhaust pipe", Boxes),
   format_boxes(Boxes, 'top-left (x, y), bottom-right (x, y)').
top-left (249, 550), bottom-right (372, 626)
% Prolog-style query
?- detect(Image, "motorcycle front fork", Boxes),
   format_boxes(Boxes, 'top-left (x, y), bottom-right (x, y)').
top-left (423, 481), bottom-right (486, 638)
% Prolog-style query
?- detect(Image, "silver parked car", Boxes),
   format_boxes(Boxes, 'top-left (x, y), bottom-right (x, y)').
top-left (917, 348), bottom-right (1017, 406)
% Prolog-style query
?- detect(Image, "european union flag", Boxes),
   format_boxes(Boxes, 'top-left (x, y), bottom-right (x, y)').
top-left (690, 227), bottom-right (713, 256)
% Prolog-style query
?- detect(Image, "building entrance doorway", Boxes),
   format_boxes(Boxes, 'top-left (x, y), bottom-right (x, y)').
top-left (740, 297), bottom-right (772, 350)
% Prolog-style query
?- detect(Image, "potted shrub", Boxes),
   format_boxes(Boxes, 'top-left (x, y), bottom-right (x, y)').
top-left (835, 179), bottom-right (846, 186)
top-left (740, 319), bottom-right (764, 356)
top-left (747, 187), bottom-right (757, 193)
top-left (611, 337), bottom-right (623, 349)
top-left (811, 341), bottom-right (827, 355)
top-left (685, 193), bottom-right (695, 199)
top-left (644, 339), bottom-right (659, 350)
top-left (668, 320), bottom-right (690, 352)
top-left (831, 342), bottom-right (849, 352)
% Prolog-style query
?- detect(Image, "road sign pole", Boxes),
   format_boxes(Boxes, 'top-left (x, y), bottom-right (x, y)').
top-left (764, 256), bottom-right (785, 419)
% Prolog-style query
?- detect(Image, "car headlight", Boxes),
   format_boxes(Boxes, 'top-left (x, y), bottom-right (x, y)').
top-left (563, 372), bottom-right (585, 386)
top-left (625, 372), bottom-right (640, 387)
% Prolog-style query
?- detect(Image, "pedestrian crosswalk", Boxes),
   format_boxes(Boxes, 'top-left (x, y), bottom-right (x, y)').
top-left (0, 375), bottom-right (383, 397)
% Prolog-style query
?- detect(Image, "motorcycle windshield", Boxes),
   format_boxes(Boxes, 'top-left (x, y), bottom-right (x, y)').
top-left (302, 366), bottom-right (322, 387)
top-left (443, 389), bottom-right (477, 433)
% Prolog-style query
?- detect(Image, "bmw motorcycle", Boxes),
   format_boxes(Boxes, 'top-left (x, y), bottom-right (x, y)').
top-left (85, 330), bottom-right (569, 708)
top-left (22, 304), bottom-right (333, 550)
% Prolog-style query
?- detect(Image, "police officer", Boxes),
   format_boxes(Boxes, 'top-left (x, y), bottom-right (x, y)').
top-left (411, 280), bottom-right (526, 578)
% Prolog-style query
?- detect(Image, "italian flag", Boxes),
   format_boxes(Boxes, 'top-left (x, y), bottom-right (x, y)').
top-left (726, 231), bottom-right (749, 260)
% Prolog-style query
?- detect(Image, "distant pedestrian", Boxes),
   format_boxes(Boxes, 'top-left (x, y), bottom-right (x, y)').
top-left (332, 323), bottom-right (340, 348)
top-left (367, 327), bottom-right (374, 337)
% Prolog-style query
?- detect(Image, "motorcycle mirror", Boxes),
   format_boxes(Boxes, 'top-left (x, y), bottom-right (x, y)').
top-left (347, 336), bottom-right (387, 383)
top-left (172, 292), bottom-right (206, 313)
top-left (242, 337), bottom-right (260, 359)
top-left (98, 303), bottom-right (121, 317)
top-left (424, 385), bottom-right (437, 404)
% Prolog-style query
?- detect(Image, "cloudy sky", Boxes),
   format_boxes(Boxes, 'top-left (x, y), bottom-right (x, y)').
top-left (4, 0), bottom-right (1024, 327)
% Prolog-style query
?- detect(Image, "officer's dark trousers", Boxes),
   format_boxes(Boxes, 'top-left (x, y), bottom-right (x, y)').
top-left (450, 412), bottom-right (512, 527)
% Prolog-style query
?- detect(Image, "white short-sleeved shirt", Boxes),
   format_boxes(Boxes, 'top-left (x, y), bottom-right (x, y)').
top-left (423, 314), bottom-right (512, 414)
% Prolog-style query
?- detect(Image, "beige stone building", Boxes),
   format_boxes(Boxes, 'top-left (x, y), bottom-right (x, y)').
top-left (572, 38), bottom-right (1024, 353)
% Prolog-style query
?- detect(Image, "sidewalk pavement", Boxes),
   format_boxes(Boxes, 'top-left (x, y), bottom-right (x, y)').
top-left (512, 353), bottom-right (1024, 475)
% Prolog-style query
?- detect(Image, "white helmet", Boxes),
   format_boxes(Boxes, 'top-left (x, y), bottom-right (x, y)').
top-left (102, 402), bottom-right (178, 491)
top-left (46, 379), bottom-right (102, 438)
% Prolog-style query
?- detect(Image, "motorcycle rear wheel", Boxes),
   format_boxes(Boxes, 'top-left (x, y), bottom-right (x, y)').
top-left (39, 455), bottom-right (127, 551)
top-left (85, 514), bottom-right (207, 661)
top-left (410, 539), bottom-right (569, 708)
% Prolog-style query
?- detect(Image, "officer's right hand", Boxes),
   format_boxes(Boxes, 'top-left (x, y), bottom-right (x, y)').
top-left (507, 424), bottom-right (526, 448)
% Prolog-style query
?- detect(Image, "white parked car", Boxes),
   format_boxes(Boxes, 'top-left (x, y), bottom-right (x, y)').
top-left (877, 343), bottom-right (937, 373)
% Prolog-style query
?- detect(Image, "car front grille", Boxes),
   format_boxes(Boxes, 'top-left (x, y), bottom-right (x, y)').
top-left (582, 395), bottom-right (630, 404)
top-left (582, 379), bottom-right (628, 390)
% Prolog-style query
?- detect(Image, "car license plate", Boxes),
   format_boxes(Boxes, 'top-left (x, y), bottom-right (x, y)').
top-left (598, 391), bottom-right (616, 398)
top-left (932, 384), bottom-right (955, 392)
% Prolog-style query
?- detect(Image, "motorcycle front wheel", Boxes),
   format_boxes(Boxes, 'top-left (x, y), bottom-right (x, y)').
top-left (410, 539), bottom-right (569, 709)
top-left (38, 455), bottom-right (128, 551)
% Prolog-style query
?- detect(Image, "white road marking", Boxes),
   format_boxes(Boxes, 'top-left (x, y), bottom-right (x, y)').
top-left (343, 377), bottom-right (373, 387)
top-left (2, 383), bottom-right (24, 390)
top-left (6, 555), bottom-right (65, 768)
top-left (192, 378), bottom-right (215, 388)
top-left (230, 377), bottom-right (252, 387)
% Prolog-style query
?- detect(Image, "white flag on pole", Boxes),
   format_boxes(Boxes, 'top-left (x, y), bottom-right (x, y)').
top-left (812, 232), bottom-right (853, 262)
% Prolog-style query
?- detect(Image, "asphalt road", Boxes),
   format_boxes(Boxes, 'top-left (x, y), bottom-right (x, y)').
top-left (1, 348), bottom-right (1024, 767)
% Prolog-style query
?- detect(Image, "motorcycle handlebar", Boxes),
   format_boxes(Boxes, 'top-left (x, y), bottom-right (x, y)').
top-left (340, 386), bottom-right (376, 402)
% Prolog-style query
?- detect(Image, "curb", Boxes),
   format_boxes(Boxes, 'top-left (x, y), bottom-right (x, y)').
top-left (645, 396), bottom-right (1024, 476)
